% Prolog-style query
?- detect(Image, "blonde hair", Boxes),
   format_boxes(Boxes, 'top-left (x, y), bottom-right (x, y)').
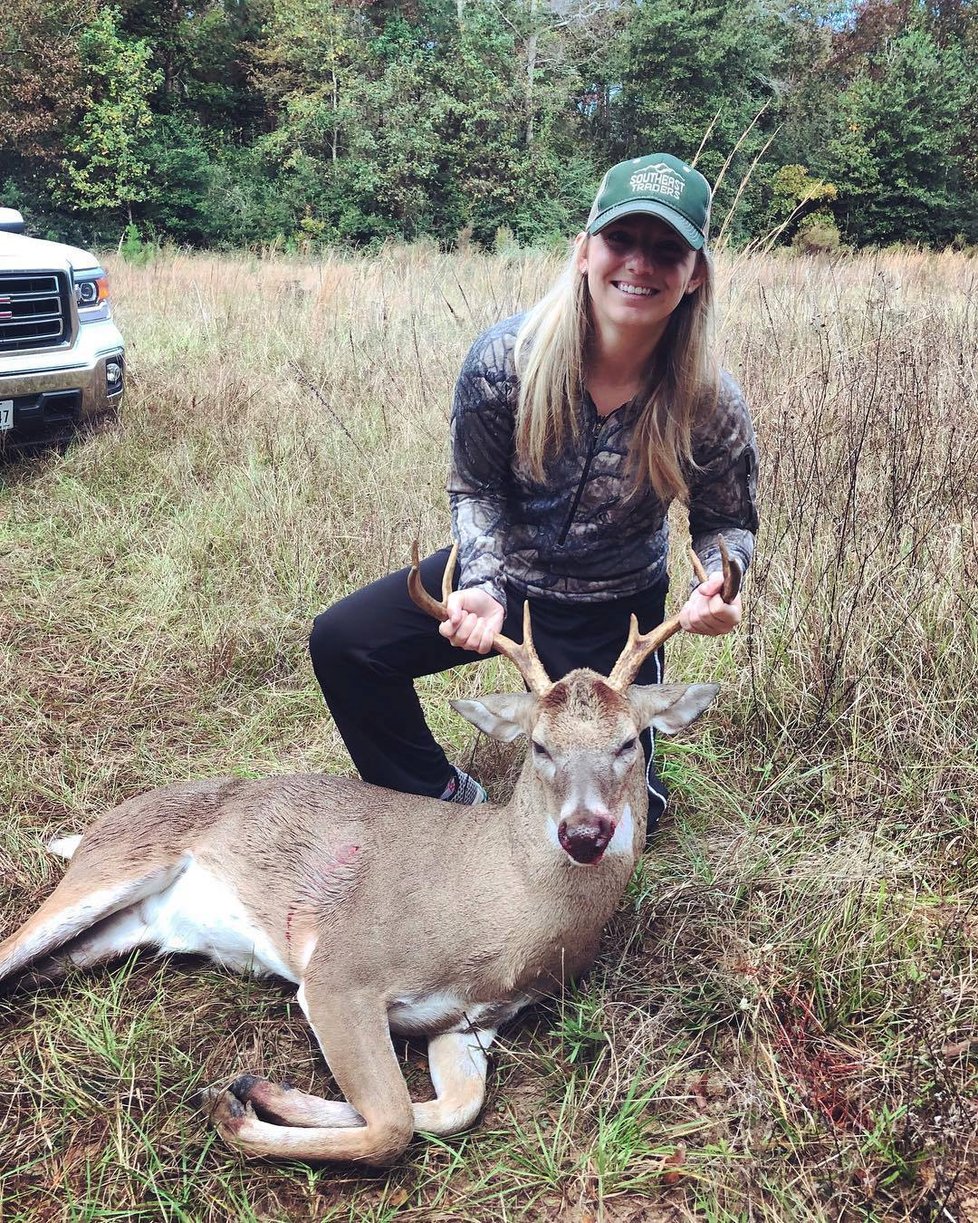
top-left (513, 235), bottom-right (718, 503)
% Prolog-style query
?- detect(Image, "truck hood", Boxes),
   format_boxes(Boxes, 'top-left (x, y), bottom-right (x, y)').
top-left (0, 231), bottom-right (101, 273)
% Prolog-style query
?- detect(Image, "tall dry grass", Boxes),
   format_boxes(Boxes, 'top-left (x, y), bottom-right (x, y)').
top-left (0, 245), bottom-right (975, 1221)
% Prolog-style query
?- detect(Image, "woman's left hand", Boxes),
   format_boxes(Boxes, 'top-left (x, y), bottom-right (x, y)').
top-left (679, 571), bottom-right (742, 636)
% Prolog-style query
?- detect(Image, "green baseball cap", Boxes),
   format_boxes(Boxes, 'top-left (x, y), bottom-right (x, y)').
top-left (586, 153), bottom-right (712, 250)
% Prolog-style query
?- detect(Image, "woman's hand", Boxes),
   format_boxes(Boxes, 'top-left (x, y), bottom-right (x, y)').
top-left (440, 589), bottom-right (506, 654)
top-left (679, 571), bottom-right (742, 636)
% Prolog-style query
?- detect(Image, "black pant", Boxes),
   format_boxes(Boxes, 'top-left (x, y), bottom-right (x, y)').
top-left (309, 548), bottom-right (668, 813)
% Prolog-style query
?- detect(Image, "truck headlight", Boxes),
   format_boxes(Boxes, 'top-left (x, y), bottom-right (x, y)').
top-left (74, 271), bottom-right (111, 321)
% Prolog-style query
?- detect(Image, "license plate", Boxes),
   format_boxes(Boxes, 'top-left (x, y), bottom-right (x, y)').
top-left (0, 400), bottom-right (11, 431)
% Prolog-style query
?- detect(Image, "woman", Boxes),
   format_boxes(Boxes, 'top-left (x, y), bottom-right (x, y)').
top-left (310, 152), bottom-right (758, 821)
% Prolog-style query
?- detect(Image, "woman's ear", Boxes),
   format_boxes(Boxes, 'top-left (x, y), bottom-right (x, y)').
top-left (575, 232), bottom-right (589, 275)
top-left (684, 251), bottom-right (707, 295)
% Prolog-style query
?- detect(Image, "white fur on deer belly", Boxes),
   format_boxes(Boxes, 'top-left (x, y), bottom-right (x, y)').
top-left (387, 990), bottom-right (532, 1036)
top-left (139, 857), bottom-right (297, 982)
top-left (386, 988), bottom-right (508, 1037)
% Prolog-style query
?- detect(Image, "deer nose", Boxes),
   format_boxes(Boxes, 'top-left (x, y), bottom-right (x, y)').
top-left (558, 813), bottom-right (615, 865)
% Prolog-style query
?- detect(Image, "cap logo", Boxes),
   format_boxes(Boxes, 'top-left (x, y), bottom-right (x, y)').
top-left (629, 162), bottom-right (685, 200)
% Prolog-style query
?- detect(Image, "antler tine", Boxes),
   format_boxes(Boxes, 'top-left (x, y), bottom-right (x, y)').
top-left (607, 612), bottom-right (683, 690)
top-left (407, 540), bottom-right (457, 622)
top-left (607, 536), bottom-right (742, 691)
top-left (408, 542), bottom-right (552, 694)
top-left (492, 600), bottom-right (553, 695)
top-left (718, 537), bottom-right (743, 603)
top-left (441, 542), bottom-right (456, 604)
top-left (690, 550), bottom-right (708, 586)
top-left (689, 538), bottom-right (742, 603)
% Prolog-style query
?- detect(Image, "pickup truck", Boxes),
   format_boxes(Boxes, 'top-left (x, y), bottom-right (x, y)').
top-left (0, 207), bottom-right (125, 451)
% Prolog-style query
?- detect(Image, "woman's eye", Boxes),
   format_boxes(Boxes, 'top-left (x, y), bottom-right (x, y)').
top-left (602, 230), bottom-right (632, 250)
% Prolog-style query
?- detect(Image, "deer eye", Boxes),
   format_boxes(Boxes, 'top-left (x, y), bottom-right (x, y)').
top-left (531, 741), bottom-right (552, 762)
top-left (616, 737), bottom-right (638, 758)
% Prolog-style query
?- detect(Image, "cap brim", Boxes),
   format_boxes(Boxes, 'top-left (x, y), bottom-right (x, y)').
top-left (587, 200), bottom-right (706, 250)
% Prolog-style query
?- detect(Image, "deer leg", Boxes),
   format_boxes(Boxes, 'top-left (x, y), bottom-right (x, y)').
top-left (411, 1028), bottom-right (496, 1136)
top-left (226, 1075), bottom-right (364, 1129)
top-left (2, 907), bottom-right (154, 993)
top-left (205, 984), bottom-right (415, 1165)
top-left (0, 858), bottom-right (189, 986)
top-left (225, 1027), bottom-right (496, 1138)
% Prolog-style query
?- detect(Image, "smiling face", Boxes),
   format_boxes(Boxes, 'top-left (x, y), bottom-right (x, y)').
top-left (577, 214), bottom-right (705, 342)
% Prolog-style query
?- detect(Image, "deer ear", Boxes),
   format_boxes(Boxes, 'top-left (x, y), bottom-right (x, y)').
top-left (451, 694), bottom-right (537, 742)
top-left (627, 683), bottom-right (720, 734)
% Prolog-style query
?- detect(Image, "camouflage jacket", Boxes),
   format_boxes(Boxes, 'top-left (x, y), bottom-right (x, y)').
top-left (448, 314), bottom-right (759, 607)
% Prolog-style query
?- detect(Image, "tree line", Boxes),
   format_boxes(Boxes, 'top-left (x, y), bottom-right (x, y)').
top-left (2, 0), bottom-right (976, 252)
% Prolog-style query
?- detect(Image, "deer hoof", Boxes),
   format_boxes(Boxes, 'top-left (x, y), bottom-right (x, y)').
top-left (228, 1073), bottom-right (262, 1101)
top-left (228, 1073), bottom-right (289, 1114)
top-left (201, 1085), bottom-right (256, 1136)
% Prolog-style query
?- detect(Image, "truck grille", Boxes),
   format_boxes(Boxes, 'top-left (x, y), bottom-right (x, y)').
top-left (0, 271), bottom-right (72, 352)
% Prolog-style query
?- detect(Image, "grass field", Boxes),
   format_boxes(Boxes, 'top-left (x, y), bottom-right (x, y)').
top-left (0, 245), bottom-right (976, 1221)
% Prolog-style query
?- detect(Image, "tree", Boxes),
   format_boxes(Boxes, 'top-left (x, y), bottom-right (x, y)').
top-left (825, 22), bottom-right (977, 244)
top-left (586, 0), bottom-right (781, 243)
top-left (5, 0), bottom-right (975, 248)
top-left (114, 0), bottom-right (268, 134)
top-left (434, 1), bottom-right (588, 245)
top-left (256, 0), bottom-right (361, 166)
top-left (0, 0), bottom-right (97, 216)
top-left (53, 8), bottom-right (162, 220)
top-left (248, 0), bottom-right (589, 247)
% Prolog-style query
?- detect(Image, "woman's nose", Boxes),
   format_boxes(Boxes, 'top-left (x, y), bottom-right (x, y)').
top-left (625, 243), bottom-right (657, 271)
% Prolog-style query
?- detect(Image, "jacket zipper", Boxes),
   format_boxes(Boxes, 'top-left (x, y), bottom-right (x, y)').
top-left (557, 415), bottom-right (603, 546)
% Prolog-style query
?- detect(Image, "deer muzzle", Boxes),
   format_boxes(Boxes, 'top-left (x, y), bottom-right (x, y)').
top-left (557, 812), bottom-right (615, 865)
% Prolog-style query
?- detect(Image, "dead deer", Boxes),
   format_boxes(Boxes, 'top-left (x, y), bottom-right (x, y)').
top-left (0, 541), bottom-right (740, 1165)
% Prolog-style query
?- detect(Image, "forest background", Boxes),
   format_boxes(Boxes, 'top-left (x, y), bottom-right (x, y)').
top-left (2, 0), bottom-right (977, 254)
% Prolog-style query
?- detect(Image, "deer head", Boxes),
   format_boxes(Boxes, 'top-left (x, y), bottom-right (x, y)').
top-left (409, 542), bottom-right (739, 865)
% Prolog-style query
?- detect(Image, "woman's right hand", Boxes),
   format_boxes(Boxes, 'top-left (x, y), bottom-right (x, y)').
top-left (439, 589), bottom-right (505, 654)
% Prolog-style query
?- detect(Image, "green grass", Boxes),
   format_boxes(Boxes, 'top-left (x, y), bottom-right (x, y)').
top-left (1, 245), bottom-right (976, 1220)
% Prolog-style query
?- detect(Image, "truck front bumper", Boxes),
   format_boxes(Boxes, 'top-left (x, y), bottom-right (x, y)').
top-left (0, 319), bottom-right (125, 449)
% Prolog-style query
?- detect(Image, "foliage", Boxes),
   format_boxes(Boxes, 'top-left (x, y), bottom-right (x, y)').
top-left (791, 209), bottom-right (843, 253)
top-left (763, 163), bottom-right (840, 245)
top-left (115, 0), bottom-right (268, 132)
top-left (247, 0), bottom-right (589, 248)
top-left (52, 7), bottom-right (162, 217)
top-left (770, 164), bottom-right (838, 218)
top-left (0, 0), bottom-right (97, 206)
top-left (824, 23), bottom-right (977, 245)
top-left (119, 221), bottom-right (158, 263)
top-left (2, 0), bottom-right (977, 248)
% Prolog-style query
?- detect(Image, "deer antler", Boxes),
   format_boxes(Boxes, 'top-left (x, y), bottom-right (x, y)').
top-left (607, 537), bottom-right (743, 691)
top-left (408, 542), bottom-right (553, 695)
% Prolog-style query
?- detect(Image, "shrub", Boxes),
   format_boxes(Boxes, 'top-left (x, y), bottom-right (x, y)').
top-left (792, 209), bottom-right (842, 254)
